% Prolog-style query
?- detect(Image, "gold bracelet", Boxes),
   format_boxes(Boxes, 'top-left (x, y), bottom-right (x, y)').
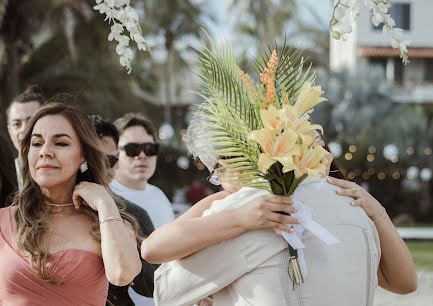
top-left (372, 209), bottom-right (387, 224)
top-left (99, 216), bottom-right (123, 224)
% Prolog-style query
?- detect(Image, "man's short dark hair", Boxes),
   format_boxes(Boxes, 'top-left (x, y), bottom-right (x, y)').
top-left (6, 85), bottom-right (45, 120)
top-left (89, 115), bottom-right (119, 144)
top-left (114, 113), bottom-right (157, 141)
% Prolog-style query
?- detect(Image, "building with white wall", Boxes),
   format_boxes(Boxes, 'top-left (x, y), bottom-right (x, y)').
top-left (330, 0), bottom-right (433, 103)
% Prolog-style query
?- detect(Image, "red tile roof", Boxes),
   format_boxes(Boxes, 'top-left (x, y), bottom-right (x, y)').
top-left (358, 46), bottom-right (433, 58)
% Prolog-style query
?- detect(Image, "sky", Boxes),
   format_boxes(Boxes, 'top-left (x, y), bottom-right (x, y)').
top-left (206, 0), bottom-right (333, 42)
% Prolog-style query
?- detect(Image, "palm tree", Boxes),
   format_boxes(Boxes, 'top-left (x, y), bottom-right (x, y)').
top-left (228, 0), bottom-right (329, 70)
top-left (229, 0), bottom-right (299, 44)
top-left (138, 0), bottom-right (213, 123)
top-left (0, 0), bottom-right (160, 121)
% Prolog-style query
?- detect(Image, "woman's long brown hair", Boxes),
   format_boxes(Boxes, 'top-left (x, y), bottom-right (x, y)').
top-left (12, 102), bottom-right (140, 284)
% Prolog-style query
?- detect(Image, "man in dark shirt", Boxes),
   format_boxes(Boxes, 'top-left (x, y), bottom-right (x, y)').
top-left (90, 115), bottom-right (158, 305)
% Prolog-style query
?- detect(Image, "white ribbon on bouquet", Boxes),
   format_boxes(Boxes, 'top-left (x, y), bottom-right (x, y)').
top-left (280, 178), bottom-right (340, 277)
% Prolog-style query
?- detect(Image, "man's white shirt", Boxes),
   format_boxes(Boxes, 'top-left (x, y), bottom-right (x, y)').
top-left (110, 179), bottom-right (175, 229)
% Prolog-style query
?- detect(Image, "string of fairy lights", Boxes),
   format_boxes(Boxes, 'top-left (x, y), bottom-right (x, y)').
top-left (159, 127), bottom-right (433, 184)
top-left (334, 142), bottom-right (433, 182)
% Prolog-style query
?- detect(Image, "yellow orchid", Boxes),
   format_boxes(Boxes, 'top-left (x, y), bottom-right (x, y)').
top-left (258, 104), bottom-right (325, 147)
top-left (260, 105), bottom-right (286, 130)
top-left (294, 146), bottom-right (333, 180)
top-left (282, 105), bottom-right (324, 147)
top-left (294, 82), bottom-right (327, 116)
top-left (249, 127), bottom-right (302, 173)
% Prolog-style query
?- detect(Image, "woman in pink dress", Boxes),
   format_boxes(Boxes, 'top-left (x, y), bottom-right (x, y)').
top-left (0, 102), bottom-right (142, 305)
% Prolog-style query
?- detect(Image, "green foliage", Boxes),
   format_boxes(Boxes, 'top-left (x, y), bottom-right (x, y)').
top-left (192, 32), bottom-right (315, 192)
top-left (193, 37), bottom-right (265, 188)
top-left (406, 240), bottom-right (433, 271)
top-left (255, 41), bottom-right (314, 108)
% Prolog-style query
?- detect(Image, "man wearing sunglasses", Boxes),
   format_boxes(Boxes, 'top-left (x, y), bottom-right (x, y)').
top-left (110, 113), bottom-right (175, 306)
top-left (111, 113), bottom-right (175, 231)
top-left (90, 115), bottom-right (158, 306)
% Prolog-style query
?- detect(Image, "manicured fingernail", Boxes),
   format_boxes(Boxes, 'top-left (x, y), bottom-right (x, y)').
top-left (336, 190), bottom-right (341, 194)
top-left (289, 228), bottom-right (295, 233)
top-left (297, 219), bottom-right (302, 224)
top-left (327, 177), bottom-right (333, 182)
top-left (350, 202), bottom-right (355, 206)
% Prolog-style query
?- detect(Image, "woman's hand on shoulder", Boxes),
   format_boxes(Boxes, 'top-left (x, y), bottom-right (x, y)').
top-left (326, 176), bottom-right (385, 220)
top-left (236, 194), bottom-right (298, 233)
top-left (72, 182), bottom-right (115, 212)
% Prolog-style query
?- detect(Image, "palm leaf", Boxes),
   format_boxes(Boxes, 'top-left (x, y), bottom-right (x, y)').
top-left (191, 32), bottom-right (317, 191)
top-left (254, 41), bottom-right (314, 107)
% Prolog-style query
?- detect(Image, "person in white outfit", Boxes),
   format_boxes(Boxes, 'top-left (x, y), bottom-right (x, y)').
top-left (142, 114), bottom-right (417, 306)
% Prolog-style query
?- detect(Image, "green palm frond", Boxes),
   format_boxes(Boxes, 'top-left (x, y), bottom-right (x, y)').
top-left (192, 33), bottom-right (269, 190)
top-left (254, 40), bottom-right (315, 108)
top-left (192, 32), bottom-right (315, 192)
top-left (193, 31), bottom-right (260, 131)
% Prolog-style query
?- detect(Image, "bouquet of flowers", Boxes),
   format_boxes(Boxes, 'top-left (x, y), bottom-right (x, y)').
top-left (193, 33), bottom-right (333, 283)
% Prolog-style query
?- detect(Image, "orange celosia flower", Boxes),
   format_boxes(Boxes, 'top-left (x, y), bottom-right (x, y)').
top-left (260, 50), bottom-right (278, 108)
top-left (239, 70), bottom-right (258, 104)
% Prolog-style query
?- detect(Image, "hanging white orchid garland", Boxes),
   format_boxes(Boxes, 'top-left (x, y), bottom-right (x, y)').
top-left (330, 0), bottom-right (410, 65)
top-left (93, 0), bottom-right (150, 73)
top-left (93, 0), bottom-right (411, 72)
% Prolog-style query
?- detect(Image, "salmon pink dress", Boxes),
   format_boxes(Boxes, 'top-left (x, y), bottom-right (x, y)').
top-left (0, 207), bottom-right (108, 305)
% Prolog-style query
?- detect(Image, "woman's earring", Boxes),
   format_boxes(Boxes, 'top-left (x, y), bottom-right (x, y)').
top-left (209, 174), bottom-right (221, 186)
top-left (80, 161), bottom-right (88, 173)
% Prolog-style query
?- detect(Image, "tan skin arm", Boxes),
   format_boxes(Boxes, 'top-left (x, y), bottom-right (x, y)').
top-left (141, 191), bottom-right (300, 263)
top-left (73, 182), bottom-right (141, 286)
top-left (327, 177), bottom-right (417, 294)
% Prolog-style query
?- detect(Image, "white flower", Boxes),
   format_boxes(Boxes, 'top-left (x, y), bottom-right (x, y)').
top-left (94, 0), bottom-right (150, 73)
top-left (116, 44), bottom-right (125, 55)
top-left (137, 42), bottom-right (147, 51)
top-left (120, 55), bottom-right (128, 66)
top-left (118, 34), bottom-right (130, 46)
top-left (332, 0), bottom-right (409, 64)
top-left (93, 3), bottom-right (109, 14)
top-left (125, 6), bottom-right (139, 21)
top-left (399, 41), bottom-right (410, 53)
top-left (124, 48), bottom-right (133, 59)
top-left (134, 34), bottom-right (145, 43)
top-left (371, 12), bottom-right (383, 26)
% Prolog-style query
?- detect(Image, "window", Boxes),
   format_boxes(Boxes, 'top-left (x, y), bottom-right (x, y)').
top-left (373, 3), bottom-right (411, 31)
top-left (425, 59), bottom-right (433, 82)
top-left (394, 58), bottom-right (404, 83)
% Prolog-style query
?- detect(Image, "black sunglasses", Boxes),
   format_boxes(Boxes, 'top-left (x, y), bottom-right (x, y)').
top-left (105, 154), bottom-right (119, 169)
top-left (119, 142), bottom-right (159, 157)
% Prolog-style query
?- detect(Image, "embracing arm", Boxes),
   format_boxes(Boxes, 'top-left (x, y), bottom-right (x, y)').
top-left (375, 213), bottom-right (417, 294)
top-left (327, 177), bottom-right (417, 294)
top-left (141, 191), bottom-right (298, 263)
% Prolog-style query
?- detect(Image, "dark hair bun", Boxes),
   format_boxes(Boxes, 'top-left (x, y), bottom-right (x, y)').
top-left (24, 85), bottom-right (43, 95)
